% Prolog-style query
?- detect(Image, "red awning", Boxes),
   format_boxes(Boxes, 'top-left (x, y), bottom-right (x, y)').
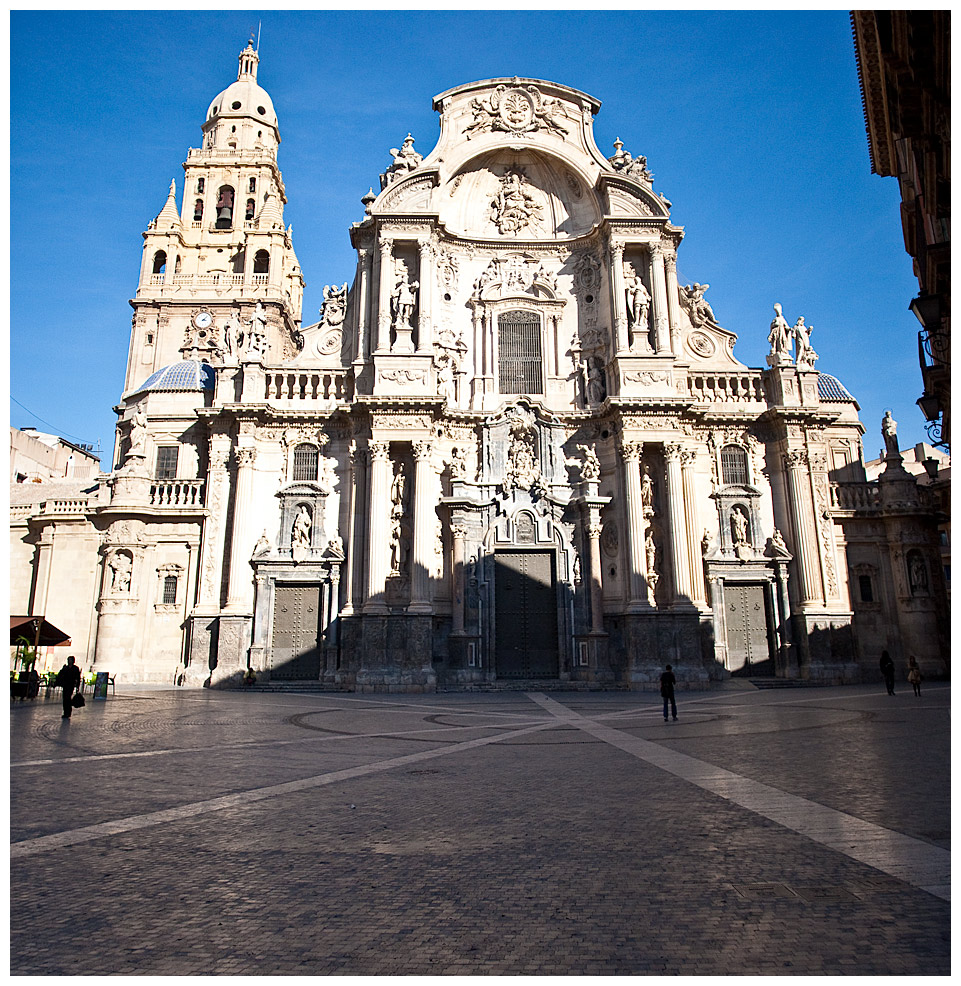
top-left (10, 616), bottom-right (72, 647)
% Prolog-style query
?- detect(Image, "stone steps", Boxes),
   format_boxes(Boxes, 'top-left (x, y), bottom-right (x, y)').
top-left (747, 677), bottom-right (829, 689)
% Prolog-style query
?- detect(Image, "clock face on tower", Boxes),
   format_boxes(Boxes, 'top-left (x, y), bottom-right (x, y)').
top-left (192, 310), bottom-right (213, 330)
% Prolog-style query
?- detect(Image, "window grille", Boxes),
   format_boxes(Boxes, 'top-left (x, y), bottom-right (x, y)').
top-left (162, 575), bottom-right (178, 605)
top-left (498, 310), bottom-right (543, 395)
top-left (292, 444), bottom-right (319, 482)
top-left (155, 446), bottom-right (179, 480)
top-left (858, 575), bottom-right (873, 603)
top-left (720, 444), bottom-right (749, 486)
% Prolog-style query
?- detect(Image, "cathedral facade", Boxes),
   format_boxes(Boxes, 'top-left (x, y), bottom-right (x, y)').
top-left (11, 48), bottom-right (949, 689)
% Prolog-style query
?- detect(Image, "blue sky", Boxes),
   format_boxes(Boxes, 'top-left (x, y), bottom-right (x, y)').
top-left (10, 10), bottom-right (924, 465)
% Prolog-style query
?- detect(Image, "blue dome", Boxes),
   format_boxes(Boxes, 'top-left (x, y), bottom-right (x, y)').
top-left (132, 360), bottom-right (215, 396)
top-left (817, 372), bottom-right (856, 403)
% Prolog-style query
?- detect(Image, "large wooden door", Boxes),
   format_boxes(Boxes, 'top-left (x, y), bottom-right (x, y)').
top-left (270, 584), bottom-right (322, 679)
top-left (725, 583), bottom-right (770, 672)
top-left (494, 551), bottom-right (558, 678)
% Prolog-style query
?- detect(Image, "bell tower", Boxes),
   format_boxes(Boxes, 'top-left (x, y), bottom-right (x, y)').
top-left (125, 43), bottom-right (305, 395)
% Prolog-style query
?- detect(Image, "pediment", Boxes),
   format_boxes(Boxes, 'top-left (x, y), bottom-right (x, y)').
top-left (600, 174), bottom-right (669, 219)
top-left (276, 482), bottom-right (328, 499)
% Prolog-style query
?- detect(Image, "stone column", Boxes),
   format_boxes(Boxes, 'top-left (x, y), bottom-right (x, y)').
top-left (680, 448), bottom-right (705, 605)
top-left (341, 442), bottom-right (363, 616)
top-left (356, 248), bottom-right (371, 361)
top-left (663, 443), bottom-right (691, 607)
top-left (621, 442), bottom-right (650, 611)
top-left (197, 441), bottom-right (232, 608)
top-left (783, 450), bottom-right (822, 605)
top-left (587, 522), bottom-right (605, 633)
top-left (416, 240), bottom-right (432, 354)
top-left (225, 446), bottom-right (256, 612)
top-left (611, 243), bottom-right (629, 353)
top-left (375, 238), bottom-right (393, 354)
top-left (408, 441), bottom-right (435, 615)
top-left (650, 245), bottom-right (670, 354)
top-left (364, 441), bottom-right (391, 615)
top-left (664, 249), bottom-right (681, 353)
top-left (451, 525), bottom-right (467, 636)
top-left (469, 305), bottom-right (483, 408)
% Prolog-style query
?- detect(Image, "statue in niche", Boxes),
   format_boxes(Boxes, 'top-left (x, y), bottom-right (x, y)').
top-left (731, 506), bottom-right (749, 546)
top-left (881, 410), bottom-right (900, 457)
top-left (577, 444), bottom-right (601, 483)
top-left (449, 447), bottom-right (467, 481)
top-left (701, 529), bottom-right (714, 556)
top-left (626, 270), bottom-right (651, 342)
top-left (767, 303), bottom-right (792, 361)
top-left (640, 463), bottom-right (654, 515)
top-left (793, 317), bottom-right (817, 367)
top-left (645, 528), bottom-right (657, 574)
top-left (908, 552), bottom-right (929, 595)
top-left (681, 283), bottom-right (717, 328)
top-left (292, 505), bottom-right (312, 550)
top-left (391, 271), bottom-right (419, 330)
top-left (108, 552), bottom-right (132, 593)
top-left (390, 516), bottom-right (410, 575)
top-left (246, 302), bottom-right (267, 357)
top-left (128, 405), bottom-right (147, 458)
top-left (582, 356), bottom-right (606, 406)
top-left (491, 170), bottom-right (542, 236)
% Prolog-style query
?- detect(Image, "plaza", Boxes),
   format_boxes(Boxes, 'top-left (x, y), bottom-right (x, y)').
top-left (10, 682), bottom-right (950, 975)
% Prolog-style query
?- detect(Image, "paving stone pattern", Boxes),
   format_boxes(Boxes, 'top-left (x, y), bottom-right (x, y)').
top-left (10, 685), bottom-right (950, 974)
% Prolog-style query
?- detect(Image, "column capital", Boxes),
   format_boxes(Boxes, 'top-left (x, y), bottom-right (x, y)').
top-left (236, 446), bottom-right (256, 467)
top-left (587, 523), bottom-right (603, 540)
top-left (611, 242), bottom-right (625, 259)
top-left (413, 440), bottom-right (433, 461)
top-left (621, 441), bottom-right (644, 462)
top-left (663, 442), bottom-right (683, 462)
top-left (369, 441), bottom-right (390, 462)
top-left (680, 448), bottom-right (697, 467)
top-left (783, 449), bottom-right (808, 470)
top-left (451, 525), bottom-right (468, 540)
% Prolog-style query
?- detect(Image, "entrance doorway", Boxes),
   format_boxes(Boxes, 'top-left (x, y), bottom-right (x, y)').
top-left (725, 583), bottom-right (771, 673)
top-left (270, 584), bottom-right (322, 679)
top-left (494, 551), bottom-right (559, 678)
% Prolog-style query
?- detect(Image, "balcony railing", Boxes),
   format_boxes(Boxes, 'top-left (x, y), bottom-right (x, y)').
top-left (149, 480), bottom-right (206, 507)
top-left (829, 482), bottom-right (880, 512)
top-left (39, 498), bottom-right (91, 516)
top-left (265, 370), bottom-right (354, 403)
top-left (686, 372), bottom-right (765, 404)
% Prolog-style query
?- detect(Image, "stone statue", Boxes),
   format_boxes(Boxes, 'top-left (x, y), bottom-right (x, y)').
top-left (645, 528), bottom-right (657, 573)
top-left (881, 410), bottom-right (900, 457)
top-left (391, 272), bottom-right (419, 330)
top-left (128, 405), bottom-right (147, 457)
top-left (389, 134), bottom-right (422, 174)
top-left (253, 531), bottom-right (271, 556)
top-left (626, 272), bottom-right (651, 335)
top-left (450, 447), bottom-right (467, 481)
top-left (771, 528), bottom-right (787, 553)
top-left (246, 302), bottom-right (267, 357)
top-left (682, 283), bottom-right (717, 328)
top-left (577, 444), bottom-right (601, 483)
top-left (491, 170), bottom-right (542, 236)
top-left (793, 317), bottom-right (817, 367)
top-left (701, 529), bottom-right (713, 556)
top-left (326, 536), bottom-right (344, 558)
top-left (909, 553), bottom-right (929, 595)
top-left (109, 552), bottom-right (132, 592)
top-left (731, 506), bottom-right (749, 545)
top-left (291, 505), bottom-right (311, 549)
top-left (640, 463), bottom-right (654, 513)
top-left (584, 358), bottom-right (606, 406)
top-left (222, 316), bottom-right (236, 356)
top-left (768, 303), bottom-right (792, 360)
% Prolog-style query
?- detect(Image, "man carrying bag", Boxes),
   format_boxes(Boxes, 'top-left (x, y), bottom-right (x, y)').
top-left (56, 655), bottom-right (82, 719)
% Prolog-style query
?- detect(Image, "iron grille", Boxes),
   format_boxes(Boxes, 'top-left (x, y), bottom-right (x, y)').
top-left (720, 444), bottom-right (748, 485)
top-left (498, 310), bottom-right (543, 395)
top-left (162, 575), bottom-right (178, 605)
top-left (292, 444), bottom-right (319, 482)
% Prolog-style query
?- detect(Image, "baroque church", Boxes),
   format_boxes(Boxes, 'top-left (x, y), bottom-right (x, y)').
top-left (10, 45), bottom-right (949, 690)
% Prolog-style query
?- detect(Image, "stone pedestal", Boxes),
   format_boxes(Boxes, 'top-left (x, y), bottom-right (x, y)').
top-left (210, 614), bottom-right (252, 688)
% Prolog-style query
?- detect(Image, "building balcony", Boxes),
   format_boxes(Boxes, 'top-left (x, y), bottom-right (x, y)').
top-left (148, 479), bottom-right (205, 508)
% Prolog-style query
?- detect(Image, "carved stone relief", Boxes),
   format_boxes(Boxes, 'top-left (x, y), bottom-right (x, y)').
top-left (463, 85), bottom-right (569, 140)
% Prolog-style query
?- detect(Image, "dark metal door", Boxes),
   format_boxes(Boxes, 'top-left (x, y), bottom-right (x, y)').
top-left (726, 583), bottom-right (769, 672)
top-left (494, 551), bottom-right (558, 678)
top-left (270, 584), bottom-right (322, 679)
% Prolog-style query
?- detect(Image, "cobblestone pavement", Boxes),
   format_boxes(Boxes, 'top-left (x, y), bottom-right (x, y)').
top-left (10, 683), bottom-right (950, 975)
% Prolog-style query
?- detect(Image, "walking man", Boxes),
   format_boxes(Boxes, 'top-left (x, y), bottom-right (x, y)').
top-left (56, 655), bottom-right (82, 719)
top-left (879, 649), bottom-right (896, 696)
top-left (660, 664), bottom-right (677, 721)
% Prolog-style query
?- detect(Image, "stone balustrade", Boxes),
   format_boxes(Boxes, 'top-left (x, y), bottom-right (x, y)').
top-left (149, 480), bottom-right (206, 507)
top-left (40, 498), bottom-right (91, 515)
top-left (830, 482), bottom-right (880, 512)
top-left (265, 370), bottom-right (354, 404)
top-left (10, 504), bottom-right (33, 519)
top-left (186, 147), bottom-right (277, 162)
top-left (687, 372), bottom-right (765, 404)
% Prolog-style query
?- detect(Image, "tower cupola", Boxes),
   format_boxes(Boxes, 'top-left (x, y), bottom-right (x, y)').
top-left (203, 41), bottom-right (279, 150)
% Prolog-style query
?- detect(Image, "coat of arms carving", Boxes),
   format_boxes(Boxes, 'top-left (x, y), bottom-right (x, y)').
top-left (464, 85), bottom-right (569, 140)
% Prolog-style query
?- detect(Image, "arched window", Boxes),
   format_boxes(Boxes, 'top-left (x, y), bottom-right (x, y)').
top-left (194, 199), bottom-right (204, 221)
top-left (720, 444), bottom-right (749, 486)
top-left (246, 198), bottom-right (256, 221)
top-left (248, 177), bottom-right (256, 194)
top-left (254, 250), bottom-right (270, 274)
top-left (196, 177), bottom-right (205, 194)
top-left (152, 251), bottom-right (166, 275)
top-left (292, 443), bottom-right (319, 482)
top-left (215, 185), bottom-right (235, 228)
top-left (498, 309), bottom-right (542, 395)
top-left (174, 255), bottom-right (181, 274)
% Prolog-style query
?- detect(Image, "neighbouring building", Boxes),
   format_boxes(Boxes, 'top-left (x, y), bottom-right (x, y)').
top-left (10, 46), bottom-right (950, 688)
top-left (10, 427), bottom-right (101, 483)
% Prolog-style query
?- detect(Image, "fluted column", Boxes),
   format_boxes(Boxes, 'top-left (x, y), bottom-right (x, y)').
top-left (356, 248), bottom-right (371, 361)
top-left (650, 245), bottom-right (670, 354)
top-left (375, 238), bottom-right (393, 354)
top-left (680, 448), bottom-right (705, 605)
top-left (197, 441), bottom-right (231, 608)
top-left (341, 442), bottom-right (364, 616)
top-left (416, 240), bottom-right (432, 354)
top-left (451, 525), bottom-right (467, 636)
top-left (621, 442), bottom-right (650, 611)
top-left (663, 444), bottom-right (691, 607)
top-left (783, 450), bottom-right (822, 605)
top-left (587, 522), bottom-right (605, 633)
top-left (364, 441), bottom-right (391, 614)
top-left (664, 249), bottom-right (681, 354)
top-left (408, 441), bottom-right (435, 614)
top-left (225, 446), bottom-right (256, 611)
top-left (611, 243), bottom-right (629, 353)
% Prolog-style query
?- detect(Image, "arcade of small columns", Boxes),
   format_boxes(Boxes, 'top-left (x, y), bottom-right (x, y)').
top-left (351, 233), bottom-right (684, 366)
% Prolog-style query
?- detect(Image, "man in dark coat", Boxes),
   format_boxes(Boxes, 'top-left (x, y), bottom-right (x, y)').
top-left (660, 664), bottom-right (677, 722)
top-left (879, 650), bottom-right (896, 696)
top-left (56, 655), bottom-right (82, 719)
